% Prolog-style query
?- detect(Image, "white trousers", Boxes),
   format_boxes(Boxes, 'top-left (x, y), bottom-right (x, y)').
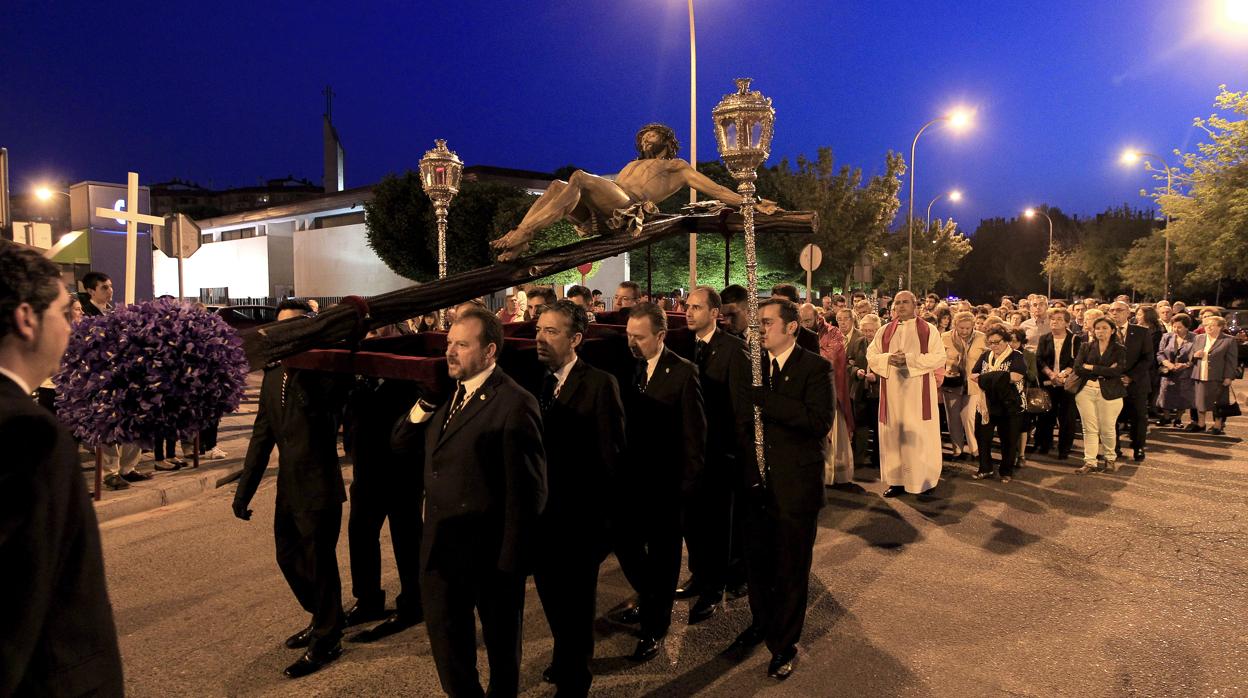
top-left (102, 443), bottom-right (141, 476)
top-left (940, 387), bottom-right (978, 454)
top-left (1075, 382), bottom-right (1122, 465)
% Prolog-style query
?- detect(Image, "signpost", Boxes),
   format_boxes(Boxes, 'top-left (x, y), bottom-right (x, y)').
top-left (799, 242), bottom-right (822, 303)
top-left (156, 213), bottom-right (202, 300)
top-left (96, 172), bottom-right (164, 305)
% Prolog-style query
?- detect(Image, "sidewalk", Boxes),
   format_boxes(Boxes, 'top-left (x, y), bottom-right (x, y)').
top-left (87, 372), bottom-right (262, 523)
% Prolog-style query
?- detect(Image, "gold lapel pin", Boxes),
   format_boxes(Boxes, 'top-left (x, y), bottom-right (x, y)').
top-left (665, 368), bottom-right (670, 374)
top-left (479, 394), bottom-right (486, 400)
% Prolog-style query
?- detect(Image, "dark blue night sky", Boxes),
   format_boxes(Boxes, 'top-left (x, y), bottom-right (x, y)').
top-left (3, 0), bottom-right (1245, 228)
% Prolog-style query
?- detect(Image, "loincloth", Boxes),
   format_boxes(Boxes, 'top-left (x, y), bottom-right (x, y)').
top-left (573, 200), bottom-right (659, 239)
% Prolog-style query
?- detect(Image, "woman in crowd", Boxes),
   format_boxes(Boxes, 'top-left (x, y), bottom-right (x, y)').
top-left (835, 307), bottom-right (860, 347)
top-left (1189, 314), bottom-right (1239, 435)
top-left (941, 311), bottom-right (985, 461)
top-left (1156, 313), bottom-right (1196, 427)
top-left (1080, 309), bottom-right (1104, 342)
top-left (1137, 305), bottom-right (1165, 414)
top-left (1007, 310), bottom-right (1027, 330)
top-left (969, 326), bottom-right (1027, 482)
top-left (1035, 307), bottom-right (1082, 459)
top-left (414, 313), bottom-right (439, 332)
top-left (1008, 328), bottom-right (1039, 469)
top-left (849, 313), bottom-right (881, 471)
top-left (1072, 317), bottom-right (1127, 473)
top-left (933, 306), bottom-right (953, 334)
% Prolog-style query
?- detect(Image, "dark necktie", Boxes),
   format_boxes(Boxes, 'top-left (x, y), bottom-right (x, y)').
top-left (634, 361), bottom-right (649, 393)
top-left (443, 382), bottom-right (467, 432)
top-left (694, 339), bottom-right (708, 369)
top-left (539, 372), bottom-right (558, 412)
top-left (770, 358), bottom-right (780, 390)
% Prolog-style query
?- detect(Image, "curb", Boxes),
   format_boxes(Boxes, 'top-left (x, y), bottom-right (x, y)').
top-left (95, 463), bottom-right (245, 524)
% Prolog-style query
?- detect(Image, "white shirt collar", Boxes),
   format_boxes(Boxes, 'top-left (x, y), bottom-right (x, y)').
top-left (0, 366), bottom-right (33, 396)
top-left (696, 325), bottom-right (716, 344)
top-left (768, 341), bottom-right (797, 372)
top-left (458, 362), bottom-right (497, 398)
top-left (552, 355), bottom-right (578, 392)
top-left (645, 349), bottom-right (663, 381)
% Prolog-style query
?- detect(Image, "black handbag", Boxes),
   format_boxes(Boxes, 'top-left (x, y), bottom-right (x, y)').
top-left (1024, 386), bottom-right (1052, 413)
top-left (1215, 387), bottom-right (1242, 419)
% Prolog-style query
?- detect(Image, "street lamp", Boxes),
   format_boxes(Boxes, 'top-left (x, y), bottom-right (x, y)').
top-left (418, 139), bottom-right (464, 330)
top-left (1024, 207), bottom-right (1054, 299)
top-left (713, 77), bottom-right (774, 482)
top-left (35, 186), bottom-right (70, 201)
top-left (908, 107), bottom-right (973, 289)
top-left (1121, 148), bottom-right (1175, 300)
top-left (925, 189), bottom-right (963, 230)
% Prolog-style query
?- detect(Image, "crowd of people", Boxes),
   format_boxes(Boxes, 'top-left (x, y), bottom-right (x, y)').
top-left (4, 231), bottom-right (1244, 696)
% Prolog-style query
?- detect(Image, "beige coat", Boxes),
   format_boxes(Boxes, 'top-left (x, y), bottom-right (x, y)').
top-left (942, 329), bottom-right (987, 396)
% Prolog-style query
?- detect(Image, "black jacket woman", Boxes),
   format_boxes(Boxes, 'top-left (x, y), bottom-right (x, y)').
top-left (969, 326), bottom-right (1027, 483)
top-left (1072, 317), bottom-right (1127, 473)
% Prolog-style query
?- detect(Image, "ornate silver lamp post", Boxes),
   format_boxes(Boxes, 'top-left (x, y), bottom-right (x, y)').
top-left (419, 139), bottom-right (464, 329)
top-left (713, 78), bottom-right (775, 481)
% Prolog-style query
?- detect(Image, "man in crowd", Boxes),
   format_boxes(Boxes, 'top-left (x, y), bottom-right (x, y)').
top-left (79, 270), bottom-right (114, 316)
top-left (615, 303), bottom-right (705, 662)
top-left (675, 286), bottom-right (749, 624)
top-left (565, 284), bottom-right (596, 322)
top-left (614, 280), bottom-right (640, 310)
top-left (867, 291), bottom-right (946, 497)
top-left (530, 300), bottom-right (624, 697)
top-left (726, 297), bottom-right (833, 680)
top-left (233, 299), bottom-right (348, 678)
top-left (1021, 295), bottom-right (1052, 348)
top-left (412, 306), bottom-right (546, 697)
top-left (526, 287), bottom-right (558, 321)
top-left (720, 284), bottom-right (750, 338)
top-left (1, 243), bottom-right (124, 695)
top-left (770, 284), bottom-right (820, 354)
top-left (1109, 300), bottom-right (1151, 461)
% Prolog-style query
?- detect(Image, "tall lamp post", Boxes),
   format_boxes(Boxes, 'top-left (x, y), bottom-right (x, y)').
top-left (1121, 149), bottom-right (1174, 300)
top-left (925, 189), bottom-right (962, 230)
top-left (419, 139), bottom-right (464, 330)
top-left (1024, 208), bottom-right (1054, 299)
top-left (908, 108), bottom-right (973, 289)
top-left (713, 77), bottom-right (774, 482)
top-left (687, 0), bottom-right (698, 292)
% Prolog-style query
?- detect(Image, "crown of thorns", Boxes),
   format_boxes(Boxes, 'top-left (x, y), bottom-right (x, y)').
top-left (635, 123), bottom-right (680, 158)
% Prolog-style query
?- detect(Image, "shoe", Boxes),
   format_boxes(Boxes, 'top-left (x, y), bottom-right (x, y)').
top-left (542, 666), bottom-right (555, 684)
top-left (1076, 463), bottom-right (1095, 475)
top-left (121, 470), bottom-right (151, 482)
top-left (951, 452), bottom-right (967, 462)
top-left (882, 485), bottom-right (906, 497)
top-left (767, 646), bottom-right (797, 680)
top-left (283, 643), bottom-right (342, 678)
top-left (152, 459), bottom-right (180, 471)
top-left (284, 623), bottom-right (314, 649)
top-left (104, 474), bottom-right (130, 490)
top-left (1184, 423), bottom-right (1205, 433)
top-left (344, 600), bottom-right (388, 628)
top-left (1210, 427), bottom-right (1225, 436)
top-left (168, 457), bottom-right (188, 468)
top-left (725, 581), bottom-right (749, 600)
top-left (971, 472), bottom-right (993, 480)
top-left (724, 625), bottom-right (765, 658)
top-left (1000, 476), bottom-right (1012, 483)
top-left (630, 636), bottom-right (663, 662)
top-left (1105, 460), bottom-right (1120, 473)
top-left (350, 612), bottom-right (422, 643)
top-left (617, 605), bottom-right (642, 624)
top-left (1133, 448), bottom-right (1145, 462)
top-left (674, 577), bottom-right (701, 599)
top-left (948, 447), bottom-right (962, 460)
top-left (1057, 452), bottom-right (1070, 461)
top-left (1114, 449), bottom-right (1123, 460)
top-left (688, 597), bottom-right (720, 625)
top-left (203, 447), bottom-right (228, 460)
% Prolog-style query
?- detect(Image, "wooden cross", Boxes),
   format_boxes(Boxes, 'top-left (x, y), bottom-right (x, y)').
top-left (96, 172), bottom-right (164, 305)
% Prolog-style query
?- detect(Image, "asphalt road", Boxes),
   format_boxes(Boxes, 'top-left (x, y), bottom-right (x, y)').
top-left (100, 398), bottom-right (1248, 697)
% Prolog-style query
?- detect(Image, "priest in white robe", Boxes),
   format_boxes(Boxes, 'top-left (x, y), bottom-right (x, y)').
top-left (866, 291), bottom-right (946, 496)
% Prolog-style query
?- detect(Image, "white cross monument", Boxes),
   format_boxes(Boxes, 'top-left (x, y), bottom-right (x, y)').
top-left (96, 171), bottom-right (164, 305)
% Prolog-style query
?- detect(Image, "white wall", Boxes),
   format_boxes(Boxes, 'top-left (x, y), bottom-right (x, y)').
top-left (293, 222), bottom-right (414, 297)
top-left (153, 235), bottom-right (272, 298)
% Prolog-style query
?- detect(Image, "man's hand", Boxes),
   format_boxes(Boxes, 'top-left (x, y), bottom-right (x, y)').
top-left (888, 350), bottom-right (907, 367)
top-left (756, 199), bottom-right (780, 215)
top-left (1122, 376), bottom-right (1132, 386)
top-left (232, 500), bottom-right (253, 521)
top-left (865, 370), bottom-right (878, 383)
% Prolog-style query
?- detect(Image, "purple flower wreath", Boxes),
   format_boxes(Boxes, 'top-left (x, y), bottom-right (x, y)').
top-left (54, 299), bottom-right (249, 448)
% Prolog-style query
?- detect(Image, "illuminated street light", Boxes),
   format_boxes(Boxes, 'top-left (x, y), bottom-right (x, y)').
top-left (1120, 147), bottom-right (1175, 300)
top-left (1223, 0), bottom-right (1248, 26)
top-left (35, 186), bottom-right (69, 201)
top-left (908, 106), bottom-right (975, 289)
top-left (926, 189), bottom-right (963, 230)
top-left (1024, 207), bottom-right (1055, 299)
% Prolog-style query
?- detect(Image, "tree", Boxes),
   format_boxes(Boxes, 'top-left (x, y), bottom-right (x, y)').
top-left (876, 217), bottom-right (972, 294)
top-left (1157, 86), bottom-right (1248, 286)
top-left (1042, 245), bottom-right (1090, 298)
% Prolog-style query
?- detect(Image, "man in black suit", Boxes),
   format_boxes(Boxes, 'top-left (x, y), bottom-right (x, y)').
top-left (233, 299), bottom-right (349, 679)
top-left (404, 306), bottom-right (546, 698)
top-left (529, 300), bottom-right (624, 697)
top-left (673, 286), bottom-right (749, 624)
top-left (719, 284), bottom-right (750, 339)
top-left (1108, 301), bottom-right (1151, 461)
top-left (615, 302), bottom-right (706, 662)
top-left (1, 243), bottom-right (124, 696)
top-left (726, 297), bottom-right (834, 681)
top-left (1035, 308), bottom-right (1082, 459)
top-left (770, 284), bottom-right (821, 354)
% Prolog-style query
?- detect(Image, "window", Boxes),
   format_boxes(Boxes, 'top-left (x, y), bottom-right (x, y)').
top-left (201, 233), bottom-right (214, 244)
top-left (313, 211), bottom-right (366, 229)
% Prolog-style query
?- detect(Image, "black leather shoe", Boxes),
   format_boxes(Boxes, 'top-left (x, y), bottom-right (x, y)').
top-left (688, 597), bottom-right (720, 625)
top-left (1057, 452), bottom-right (1070, 461)
top-left (725, 581), bottom-right (749, 600)
top-left (284, 643), bottom-right (342, 678)
top-left (674, 577), bottom-right (701, 599)
top-left (630, 635), bottom-right (663, 662)
top-left (284, 624), bottom-right (314, 649)
top-left (882, 485), bottom-right (905, 498)
top-left (121, 470), bottom-right (152, 482)
top-left (1133, 448), bottom-right (1145, 462)
top-left (152, 459), bottom-right (180, 471)
top-left (617, 605), bottom-right (642, 624)
top-left (104, 474), bottom-right (130, 490)
top-left (350, 612), bottom-right (422, 643)
top-left (344, 600), bottom-right (388, 628)
top-left (724, 625), bottom-right (765, 658)
top-left (767, 646), bottom-right (797, 680)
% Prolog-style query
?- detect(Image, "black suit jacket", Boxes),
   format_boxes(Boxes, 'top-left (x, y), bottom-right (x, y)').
top-left (528, 358), bottom-right (624, 549)
top-left (743, 345), bottom-right (835, 515)
top-left (796, 326), bottom-right (821, 355)
top-left (1073, 341), bottom-right (1128, 400)
top-left (1120, 324), bottom-right (1153, 387)
top-left (1036, 332), bottom-right (1083, 384)
top-left (679, 329), bottom-right (749, 473)
top-left (0, 376), bottom-right (123, 696)
top-left (416, 366), bottom-right (547, 575)
top-left (235, 366), bottom-right (348, 512)
top-left (623, 347), bottom-right (706, 496)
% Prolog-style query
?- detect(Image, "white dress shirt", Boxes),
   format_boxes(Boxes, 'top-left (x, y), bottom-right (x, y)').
top-left (644, 351), bottom-right (662, 383)
top-left (551, 355), bottom-right (577, 397)
top-left (768, 341), bottom-right (797, 373)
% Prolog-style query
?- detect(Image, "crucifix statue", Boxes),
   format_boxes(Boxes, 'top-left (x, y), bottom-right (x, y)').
top-left (96, 171), bottom-right (164, 305)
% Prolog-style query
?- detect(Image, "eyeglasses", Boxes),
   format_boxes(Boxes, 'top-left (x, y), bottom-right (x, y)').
top-left (986, 339), bottom-right (1003, 346)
